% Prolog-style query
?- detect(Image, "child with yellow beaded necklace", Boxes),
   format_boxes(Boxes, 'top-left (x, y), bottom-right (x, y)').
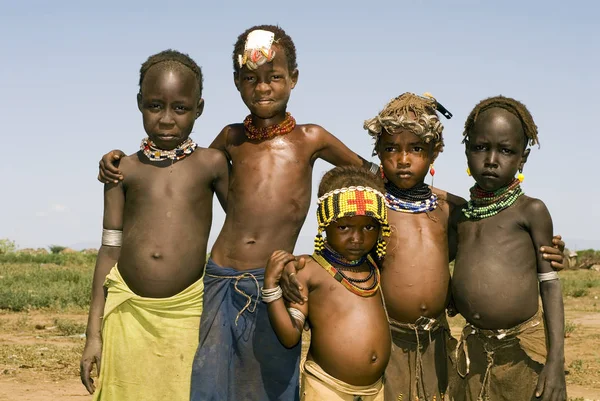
top-left (450, 96), bottom-right (566, 401)
top-left (264, 166), bottom-right (391, 401)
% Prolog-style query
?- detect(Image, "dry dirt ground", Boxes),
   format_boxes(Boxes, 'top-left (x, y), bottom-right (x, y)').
top-left (1, 287), bottom-right (599, 400)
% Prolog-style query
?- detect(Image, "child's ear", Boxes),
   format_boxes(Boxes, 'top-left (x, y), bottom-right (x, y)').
top-left (290, 69), bottom-right (299, 89)
top-left (519, 148), bottom-right (531, 171)
top-left (195, 98), bottom-right (205, 120)
top-left (233, 72), bottom-right (241, 92)
top-left (137, 93), bottom-right (143, 112)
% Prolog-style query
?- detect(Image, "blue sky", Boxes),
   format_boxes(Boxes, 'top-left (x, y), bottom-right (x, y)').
top-left (1, 0), bottom-right (598, 253)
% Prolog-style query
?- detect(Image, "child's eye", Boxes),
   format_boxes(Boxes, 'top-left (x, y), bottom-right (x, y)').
top-left (384, 147), bottom-right (396, 152)
top-left (148, 103), bottom-right (161, 110)
top-left (413, 146), bottom-right (423, 152)
top-left (337, 226), bottom-right (348, 231)
top-left (271, 75), bottom-right (282, 80)
top-left (174, 105), bottom-right (189, 112)
top-left (244, 76), bottom-right (255, 82)
top-left (364, 225), bottom-right (377, 231)
top-left (474, 145), bottom-right (486, 151)
top-left (501, 148), bottom-right (513, 154)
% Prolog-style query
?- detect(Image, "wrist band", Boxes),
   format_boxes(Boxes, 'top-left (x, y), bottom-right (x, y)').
top-left (261, 286), bottom-right (283, 303)
top-left (287, 307), bottom-right (306, 327)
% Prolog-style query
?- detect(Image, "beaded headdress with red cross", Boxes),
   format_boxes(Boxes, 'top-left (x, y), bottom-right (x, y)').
top-left (315, 186), bottom-right (391, 259)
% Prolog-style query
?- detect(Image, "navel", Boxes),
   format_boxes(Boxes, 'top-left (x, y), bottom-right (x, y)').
top-left (473, 313), bottom-right (480, 320)
top-left (152, 253), bottom-right (162, 259)
top-left (371, 353), bottom-right (378, 363)
top-left (420, 303), bottom-right (428, 312)
top-left (246, 240), bottom-right (256, 245)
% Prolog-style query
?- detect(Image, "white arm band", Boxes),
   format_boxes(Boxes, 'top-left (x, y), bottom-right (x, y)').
top-left (102, 229), bottom-right (123, 247)
top-left (287, 307), bottom-right (306, 327)
top-left (261, 286), bottom-right (283, 303)
top-left (538, 271), bottom-right (559, 282)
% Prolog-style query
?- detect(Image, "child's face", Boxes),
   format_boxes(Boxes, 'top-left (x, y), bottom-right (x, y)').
top-left (137, 66), bottom-right (203, 150)
top-left (466, 108), bottom-right (529, 191)
top-left (234, 45), bottom-right (298, 119)
top-left (324, 216), bottom-right (380, 261)
top-left (377, 129), bottom-right (435, 189)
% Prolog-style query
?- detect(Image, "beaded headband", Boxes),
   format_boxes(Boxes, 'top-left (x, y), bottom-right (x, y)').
top-left (237, 29), bottom-right (277, 71)
top-left (315, 186), bottom-right (391, 259)
top-left (363, 93), bottom-right (451, 150)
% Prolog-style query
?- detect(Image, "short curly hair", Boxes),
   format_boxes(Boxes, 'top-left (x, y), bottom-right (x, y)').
top-left (139, 49), bottom-right (203, 98)
top-left (318, 166), bottom-right (385, 197)
top-left (463, 95), bottom-right (539, 148)
top-left (232, 25), bottom-right (297, 73)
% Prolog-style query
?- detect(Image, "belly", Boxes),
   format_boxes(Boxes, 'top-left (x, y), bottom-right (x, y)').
top-left (308, 298), bottom-right (391, 386)
top-left (381, 251), bottom-right (450, 323)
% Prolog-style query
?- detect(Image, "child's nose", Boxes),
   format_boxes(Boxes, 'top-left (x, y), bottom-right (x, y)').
top-left (484, 151), bottom-right (499, 167)
top-left (397, 152), bottom-right (411, 166)
top-left (255, 81), bottom-right (270, 93)
top-left (159, 109), bottom-right (175, 124)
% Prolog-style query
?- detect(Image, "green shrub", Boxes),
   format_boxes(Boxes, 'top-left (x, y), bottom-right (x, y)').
top-left (0, 239), bottom-right (17, 254)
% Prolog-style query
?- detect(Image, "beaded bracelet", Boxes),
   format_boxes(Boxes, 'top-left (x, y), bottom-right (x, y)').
top-left (287, 307), bottom-right (306, 327)
top-left (261, 286), bottom-right (283, 303)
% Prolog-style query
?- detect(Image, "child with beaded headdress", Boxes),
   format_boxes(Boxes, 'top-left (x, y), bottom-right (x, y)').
top-left (264, 166), bottom-right (391, 401)
top-left (79, 50), bottom-right (229, 401)
top-left (449, 96), bottom-right (566, 401)
top-left (96, 25), bottom-right (379, 401)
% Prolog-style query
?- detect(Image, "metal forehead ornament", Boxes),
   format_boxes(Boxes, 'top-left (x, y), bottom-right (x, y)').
top-left (238, 29), bottom-right (277, 70)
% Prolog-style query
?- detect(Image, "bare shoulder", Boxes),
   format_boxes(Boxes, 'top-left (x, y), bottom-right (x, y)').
top-left (519, 195), bottom-right (551, 217)
top-left (194, 147), bottom-right (229, 166)
top-left (432, 186), bottom-right (467, 210)
top-left (117, 152), bottom-right (142, 173)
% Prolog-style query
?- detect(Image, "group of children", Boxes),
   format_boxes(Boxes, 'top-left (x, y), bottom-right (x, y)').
top-left (81, 24), bottom-right (568, 401)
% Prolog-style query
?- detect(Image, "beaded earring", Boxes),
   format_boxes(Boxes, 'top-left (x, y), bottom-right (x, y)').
top-left (429, 164), bottom-right (435, 176)
top-left (380, 164), bottom-right (385, 180)
top-left (467, 167), bottom-right (471, 176)
top-left (518, 169), bottom-right (524, 183)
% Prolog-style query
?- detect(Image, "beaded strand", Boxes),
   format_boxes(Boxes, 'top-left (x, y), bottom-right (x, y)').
top-left (385, 182), bottom-right (438, 213)
top-left (244, 112), bottom-right (296, 141)
top-left (312, 253), bottom-right (380, 297)
top-left (140, 137), bottom-right (197, 162)
top-left (462, 178), bottom-right (523, 220)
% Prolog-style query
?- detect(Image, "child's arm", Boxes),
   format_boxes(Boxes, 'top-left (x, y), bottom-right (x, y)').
top-left (98, 150), bottom-right (127, 184)
top-left (310, 126), bottom-right (374, 171)
top-left (79, 182), bottom-right (124, 394)
top-left (209, 149), bottom-right (230, 211)
top-left (527, 199), bottom-right (566, 401)
top-left (264, 250), bottom-right (309, 349)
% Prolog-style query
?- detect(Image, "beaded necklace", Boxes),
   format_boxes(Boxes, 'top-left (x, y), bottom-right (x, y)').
top-left (462, 178), bottom-right (523, 220)
top-left (321, 242), bottom-right (367, 267)
top-left (312, 252), bottom-right (380, 297)
top-left (140, 137), bottom-right (197, 162)
top-left (244, 112), bottom-right (296, 141)
top-left (385, 182), bottom-right (438, 213)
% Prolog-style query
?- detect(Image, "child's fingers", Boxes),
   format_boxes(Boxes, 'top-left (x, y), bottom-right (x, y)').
top-left (296, 256), bottom-right (306, 270)
top-left (535, 374), bottom-right (545, 398)
top-left (80, 361), bottom-right (95, 394)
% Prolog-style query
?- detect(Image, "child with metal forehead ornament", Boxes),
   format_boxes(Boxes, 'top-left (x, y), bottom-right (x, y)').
top-left (450, 95), bottom-right (566, 401)
top-left (265, 165), bottom-right (391, 401)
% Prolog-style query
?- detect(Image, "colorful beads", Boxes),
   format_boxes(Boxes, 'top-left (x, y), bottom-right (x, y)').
top-left (518, 172), bottom-right (524, 182)
top-left (140, 137), bottom-right (197, 162)
top-left (315, 186), bottom-right (389, 259)
top-left (312, 253), bottom-right (381, 298)
top-left (429, 164), bottom-right (435, 176)
top-left (244, 113), bottom-right (296, 141)
top-left (385, 182), bottom-right (438, 214)
top-left (463, 178), bottom-right (523, 220)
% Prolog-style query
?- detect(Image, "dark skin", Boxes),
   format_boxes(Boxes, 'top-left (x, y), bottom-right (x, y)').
top-left (450, 108), bottom-right (566, 401)
top-left (97, 45), bottom-right (370, 271)
top-left (265, 216), bottom-right (391, 386)
top-left (79, 65), bottom-right (229, 394)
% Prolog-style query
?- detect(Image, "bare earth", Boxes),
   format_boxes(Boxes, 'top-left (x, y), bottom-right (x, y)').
top-left (1, 287), bottom-right (599, 400)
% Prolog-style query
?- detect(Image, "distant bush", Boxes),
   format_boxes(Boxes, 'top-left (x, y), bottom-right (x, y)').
top-left (0, 238), bottom-right (17, 254)
top-left (49, 245), bottom-right (67, 254)
top-left (0, 252), bottom-right (96, 266)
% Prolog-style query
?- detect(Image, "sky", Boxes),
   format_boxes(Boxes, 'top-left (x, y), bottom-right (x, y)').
top-left (1, 0), bottom-right (599, 253)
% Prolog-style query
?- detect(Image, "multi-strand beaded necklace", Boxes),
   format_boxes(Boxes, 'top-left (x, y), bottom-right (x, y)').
top-left (243, 112), bottom-right (296, 141)
top-left (385, 181), bottom-right (438, 213)
top-left (140, 137), bottom-right (197, 162)
top-left (312, 252), bottom-right (380, 297)
top-left (462, 178), bottom-right (523, 220)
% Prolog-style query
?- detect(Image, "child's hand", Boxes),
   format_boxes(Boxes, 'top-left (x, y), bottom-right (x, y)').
top-left (98, 150), bottom-right (126, 184)
top-left (265, 250), bottom-right (297, 289)
top-left (540, 235), bottom-right (566, 271)
top-left (280, 256), bottom-right (307, 304)
top-left (535, 360), bottom-right (566, 401)
top-left (80, 336), bottom-right (102, 394)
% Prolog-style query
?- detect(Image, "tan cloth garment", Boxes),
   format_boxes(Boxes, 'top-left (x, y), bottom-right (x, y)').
top-left (452, 308), bottom-right (547, 401)
top-left (301, 359), bottom-right (384, 401)
top-left (385, 314), bottom-right (458, 401)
